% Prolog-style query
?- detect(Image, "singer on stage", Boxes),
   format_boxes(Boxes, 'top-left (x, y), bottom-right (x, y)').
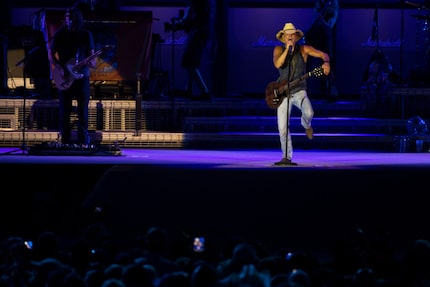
top-left (272, 22), bottom-right (330, 166)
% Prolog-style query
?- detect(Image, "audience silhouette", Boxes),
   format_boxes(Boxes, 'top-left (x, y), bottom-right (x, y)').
top-left (1, 224), bottom-right (430, 287)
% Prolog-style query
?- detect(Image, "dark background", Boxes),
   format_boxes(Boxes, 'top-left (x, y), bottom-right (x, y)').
top-left (7, 0), bottom-right (411, 8)
top-left (2, 0), bottom-right (429, 98)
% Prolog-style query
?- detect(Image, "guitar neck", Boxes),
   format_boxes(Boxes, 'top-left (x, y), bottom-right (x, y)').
top-left (73, 49), bottom-right (104, 71)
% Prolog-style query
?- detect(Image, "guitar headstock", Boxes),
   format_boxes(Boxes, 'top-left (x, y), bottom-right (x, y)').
top-left (311, 66), bottom-right (325, 77)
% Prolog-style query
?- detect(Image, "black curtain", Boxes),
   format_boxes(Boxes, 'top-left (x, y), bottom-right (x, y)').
top-left (0, 0), bottom-right (11, 93)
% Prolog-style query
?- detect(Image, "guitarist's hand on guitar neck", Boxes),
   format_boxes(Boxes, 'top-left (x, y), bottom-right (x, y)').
top-left (84, 52), bottom-right (97, 69)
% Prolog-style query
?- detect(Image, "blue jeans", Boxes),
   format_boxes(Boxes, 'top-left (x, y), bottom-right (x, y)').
top-left (277, 89), bottom-right (314, 160)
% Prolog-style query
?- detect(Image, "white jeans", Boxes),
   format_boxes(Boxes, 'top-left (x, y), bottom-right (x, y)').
top-left (277, 89), bottom-right (314, 160)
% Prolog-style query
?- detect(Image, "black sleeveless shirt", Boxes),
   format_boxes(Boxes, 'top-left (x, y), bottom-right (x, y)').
top-left (277, 44), bottom-right (307, 95)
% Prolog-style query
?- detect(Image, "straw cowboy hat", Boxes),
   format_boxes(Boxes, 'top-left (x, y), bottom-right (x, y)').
top-left (276, 22), bottom-right (304, 43)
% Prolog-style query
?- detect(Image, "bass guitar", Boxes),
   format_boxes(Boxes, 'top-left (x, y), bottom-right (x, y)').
top-left (52, 44), bottom-right (114, 90)
top-left (265, 66), bottom-right (324, 109)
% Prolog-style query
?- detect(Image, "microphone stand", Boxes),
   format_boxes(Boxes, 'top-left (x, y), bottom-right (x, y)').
top-left (134, 73), bottom-right (142, 136)
top-left (2, 46), bottom-right (39, 155)
top-left (286, 70), bottom-right (291, 163)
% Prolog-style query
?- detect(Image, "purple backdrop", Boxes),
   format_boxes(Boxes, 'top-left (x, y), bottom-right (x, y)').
top-left (10, 5), bottom-right (426, 97)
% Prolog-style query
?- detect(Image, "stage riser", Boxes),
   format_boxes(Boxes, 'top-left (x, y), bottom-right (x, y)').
top-left (0, 98), bottom-right (363, 132)
top-left (0, 131), bottom-right (427, 152)
top-left (0, 99), bottom-right (177, 132)
top-left (364, 86), bottom-right (430, 119)
top-left (0, 98), bottom-right (428, 151)
top-left (184, 116), bottom-right (411, 134)
top-left (0, 98), bottom-right (409, 133)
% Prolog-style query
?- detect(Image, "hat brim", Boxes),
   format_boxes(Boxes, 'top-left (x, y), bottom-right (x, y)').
top-left (276, 29), bottom-right (304, 43)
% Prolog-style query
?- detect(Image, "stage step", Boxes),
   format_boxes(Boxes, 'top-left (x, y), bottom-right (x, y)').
top-left (184, 116), bottom-right (409, 134)
top-left (0, 97), bottom-right (427, 151)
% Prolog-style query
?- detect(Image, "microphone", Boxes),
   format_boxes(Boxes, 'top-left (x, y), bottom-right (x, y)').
top-left (286, 45), bottom-right (293, 62)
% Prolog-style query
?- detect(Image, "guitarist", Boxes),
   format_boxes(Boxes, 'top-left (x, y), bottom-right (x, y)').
top-left (48, 7), bottom-right (96, 146)
top-left (272, 22), bottom-right (330, 166)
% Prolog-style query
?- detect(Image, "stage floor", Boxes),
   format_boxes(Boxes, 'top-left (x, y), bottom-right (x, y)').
top-left (0, 147), bottom-right (429, 168)
top-left (1, 147), bottom-right (430, 262)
